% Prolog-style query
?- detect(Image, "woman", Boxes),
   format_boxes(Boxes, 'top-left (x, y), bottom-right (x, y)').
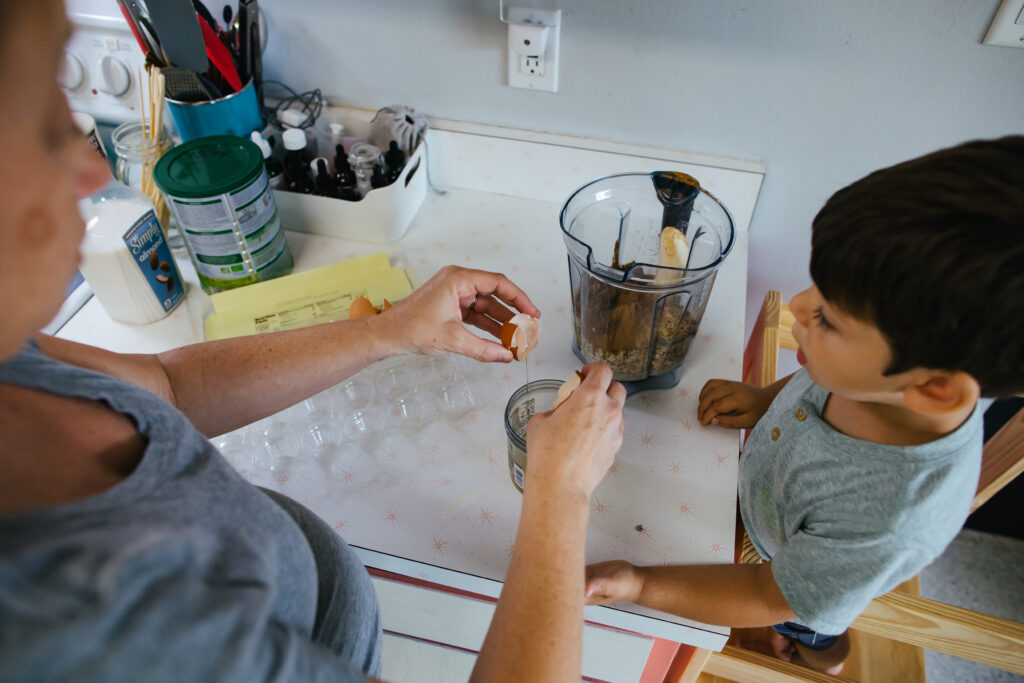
top-left (0, 1), bottom-right (625, 681)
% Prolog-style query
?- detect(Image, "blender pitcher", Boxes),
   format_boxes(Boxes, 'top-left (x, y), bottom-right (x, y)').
top-left (560, 172), bottom-right (735, 391)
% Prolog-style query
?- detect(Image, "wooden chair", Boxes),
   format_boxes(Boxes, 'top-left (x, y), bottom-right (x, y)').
top-left (692, 290), bottom-right (1024, 683)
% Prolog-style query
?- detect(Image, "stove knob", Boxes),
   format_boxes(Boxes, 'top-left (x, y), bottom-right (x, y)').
top-left (96, 55), bottom-right (132, 97)
top-left (58, 50), bottom-right (85, 91)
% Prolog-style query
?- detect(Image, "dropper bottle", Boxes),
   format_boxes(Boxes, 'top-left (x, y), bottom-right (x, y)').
top-left (251, 131), bottom-right (284, 189)
top-left (282, 128), bottom-right (315, 193)
top-left (333, 144), bottom-right (357, 188)
top-left (312, 158), bottom-right (340, 198)
top-left (384, 140), bottom-right (406, 184)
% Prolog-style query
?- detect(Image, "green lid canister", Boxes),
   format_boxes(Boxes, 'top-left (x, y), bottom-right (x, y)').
top-left (154, 135), bottom-right (293, 293)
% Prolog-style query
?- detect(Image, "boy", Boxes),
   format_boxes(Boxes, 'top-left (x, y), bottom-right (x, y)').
top-left (583, 136), bottom-right (1024, 673)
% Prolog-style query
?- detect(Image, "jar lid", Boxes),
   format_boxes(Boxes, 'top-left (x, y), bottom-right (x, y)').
top-left (154, 136), bottom-right (263, 198)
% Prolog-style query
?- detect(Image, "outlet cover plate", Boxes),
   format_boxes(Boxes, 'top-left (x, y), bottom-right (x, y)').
top-left (507, 7), bottom-right (560, 92)
top-left (983, 0), bottom-right (1024, 48)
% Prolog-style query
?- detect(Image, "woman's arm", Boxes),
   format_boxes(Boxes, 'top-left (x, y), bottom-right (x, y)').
top-left (38, 266), bottom-right (539, 437)
top-left (470, 364), bottom-right (626, 683)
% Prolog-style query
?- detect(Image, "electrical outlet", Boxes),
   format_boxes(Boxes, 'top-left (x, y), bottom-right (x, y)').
top-left (983, 0), bottom-right (1024, 48)
top-left (507, 7), bottom-right (560, 92)
top-left (520, 55), bottom-right (545, 77)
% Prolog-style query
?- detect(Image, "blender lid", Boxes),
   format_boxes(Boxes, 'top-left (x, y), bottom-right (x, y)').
top-left (559, 171), bottom-right (735, 287)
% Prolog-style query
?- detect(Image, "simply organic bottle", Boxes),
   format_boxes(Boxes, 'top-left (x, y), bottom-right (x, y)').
top-left (78, 180), bottom-right (186, 324)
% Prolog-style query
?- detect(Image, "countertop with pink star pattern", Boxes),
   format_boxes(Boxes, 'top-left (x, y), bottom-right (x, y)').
top-left (57, 119), bottom-right (761, 648)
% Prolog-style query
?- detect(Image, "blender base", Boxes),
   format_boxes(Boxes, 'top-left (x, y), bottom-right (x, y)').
top-left (571, 346), bottom-right (684, 396)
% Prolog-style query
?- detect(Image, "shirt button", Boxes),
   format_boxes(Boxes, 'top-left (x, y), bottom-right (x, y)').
top-left (795, 408), bottom-right (807, 421)
top-left (771, 427), bottom-right (781, 441)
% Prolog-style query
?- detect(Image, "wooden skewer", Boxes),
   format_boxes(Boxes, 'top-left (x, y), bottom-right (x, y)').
top-left (138, 67), bottom-right (148, 138)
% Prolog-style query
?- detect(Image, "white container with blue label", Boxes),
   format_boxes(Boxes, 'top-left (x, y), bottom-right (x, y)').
top-left (78, 180), bottom-right (186, 325)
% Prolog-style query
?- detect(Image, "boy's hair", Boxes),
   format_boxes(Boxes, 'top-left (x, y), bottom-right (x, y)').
top-left (810, 136), bottom-right (1024, 397)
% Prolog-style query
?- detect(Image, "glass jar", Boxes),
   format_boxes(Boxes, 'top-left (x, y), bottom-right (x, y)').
top-left (504, 379), bottom-right (562, 493)
top-left (347, 141), bottom-right (382, 196)
top-left (112, 120), bottom-right (172, 192)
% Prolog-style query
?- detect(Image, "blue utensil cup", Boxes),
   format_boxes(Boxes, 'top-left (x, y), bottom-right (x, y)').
top-left (166, 79), bottom-right (264, 142)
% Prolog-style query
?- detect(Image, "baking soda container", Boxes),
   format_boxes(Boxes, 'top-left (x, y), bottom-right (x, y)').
top-left (78, 180), bottom-right (186, 324)
top-left (504, 379), bottom-right (562, 493)
top-left (154, 136), bottom-right (293, 294)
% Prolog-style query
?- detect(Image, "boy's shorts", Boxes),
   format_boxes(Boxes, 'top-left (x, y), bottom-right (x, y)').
top-left (771, 622), bottom-right (845, 651)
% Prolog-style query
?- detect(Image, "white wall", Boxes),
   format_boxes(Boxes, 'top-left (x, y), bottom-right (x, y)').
top-left (260, 0), bottom-right (1024, 326)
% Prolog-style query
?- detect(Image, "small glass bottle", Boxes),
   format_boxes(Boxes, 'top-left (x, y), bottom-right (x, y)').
top-left (312, 158), bottom-right (340, 198)
top-left (384, 140), bottom-right (406, 184)
top-left (112, 120), bottom-right (171, 192)
top-left (251, 131), bottom-right (284, 190)
top-left (282, 128), bottom-right (316, 193)
top-left (347, 142), bottom-right (382, 197)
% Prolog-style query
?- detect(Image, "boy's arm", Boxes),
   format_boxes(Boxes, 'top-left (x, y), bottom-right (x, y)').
top-left (698, 373), bottom-right (795, 429)
top-left (585, 560), bottom-right (795, 628)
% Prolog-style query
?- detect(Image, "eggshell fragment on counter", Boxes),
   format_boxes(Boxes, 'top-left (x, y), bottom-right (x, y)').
top-left (500, 313), bottom-right (541, 361)
top-left (348, 296), bottom-right (396, 319)
top-left (348, 296), bottom-right (379, 319)
top-left (552, 370), bottom-right (585, 410)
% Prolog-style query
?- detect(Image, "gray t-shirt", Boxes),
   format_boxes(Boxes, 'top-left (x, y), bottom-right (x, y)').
top-left (0, 342), bottom-right (377, 682)
top-left (738, 370), bottom-right (981, 634)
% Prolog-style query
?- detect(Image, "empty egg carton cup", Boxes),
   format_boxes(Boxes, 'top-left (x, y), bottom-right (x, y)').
top-left (213, 353), bottom-right (482, 470)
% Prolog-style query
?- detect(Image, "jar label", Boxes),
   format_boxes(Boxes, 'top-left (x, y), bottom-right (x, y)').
top-left (510, 397), bottom-right (536, 434)
top-left (167, 171), bottom-right (289, 282)
top-left (121, 210), bottom-right (186, 312)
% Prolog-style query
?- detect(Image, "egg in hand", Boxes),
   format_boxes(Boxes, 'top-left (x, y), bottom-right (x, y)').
top-left (500, 313), bottom-right (541, 361)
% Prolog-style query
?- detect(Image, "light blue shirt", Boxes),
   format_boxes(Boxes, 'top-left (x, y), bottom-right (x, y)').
top-left (739, 370), bottom-right (982, 634)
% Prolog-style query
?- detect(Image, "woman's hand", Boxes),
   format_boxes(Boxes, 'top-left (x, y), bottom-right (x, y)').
top-left (375, 265), bottom-right (540, 363)
top-left (697, 379), bottom-right (774, 429)
top-left (525, 363), bottom-right (626, 500)
top-left (584, 560), bottom-right (645, 606)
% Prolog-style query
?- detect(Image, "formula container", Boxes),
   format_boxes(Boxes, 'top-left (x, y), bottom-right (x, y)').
top-left (78, 180), bottom-right (186, 324)
top-left (504, 379), bottom-right (561, 493)
top-left (154, 136), bottom-right (293, 294)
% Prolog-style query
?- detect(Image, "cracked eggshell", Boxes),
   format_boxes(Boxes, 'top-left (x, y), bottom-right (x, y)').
top-left (348, 296), bottom-right (379, 319)
top-left (500, 313), bottom-right (541, 361)
top-left (552, 370), bottom-right (584, 410)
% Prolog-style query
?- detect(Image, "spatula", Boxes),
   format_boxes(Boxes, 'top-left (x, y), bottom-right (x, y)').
top-left (197, 12), bottom-right (242, 91)
top-left (145, 0), bottom-right (209, 74)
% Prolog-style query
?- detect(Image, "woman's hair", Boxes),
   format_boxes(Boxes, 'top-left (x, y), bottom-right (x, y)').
top-left (810, 135), bottom-right (1024, 397)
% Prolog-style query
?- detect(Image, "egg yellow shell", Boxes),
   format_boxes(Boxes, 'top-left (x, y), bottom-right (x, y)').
top-left (552, 369), bottom-right (584, 410)
top-left (500, 314), bottom-right (540, 361)
top-left (349, 296), bottom-right (379, 319)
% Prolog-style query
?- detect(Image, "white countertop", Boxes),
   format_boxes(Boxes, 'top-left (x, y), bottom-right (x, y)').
top-left (57, 119), bottom-right (763, 650)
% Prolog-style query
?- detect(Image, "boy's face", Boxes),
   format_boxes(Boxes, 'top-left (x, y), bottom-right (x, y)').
top-left (789, 285), bottom-right (907, 403)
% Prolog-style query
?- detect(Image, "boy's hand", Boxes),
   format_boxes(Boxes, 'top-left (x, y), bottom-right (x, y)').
top-left (584, 560), bottom-right (645, 606)
top-left (697, 379), bottom-right (773, 429)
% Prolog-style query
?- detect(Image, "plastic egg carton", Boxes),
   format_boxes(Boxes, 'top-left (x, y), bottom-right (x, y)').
top-left (211, 353), bottom-right (489, 480)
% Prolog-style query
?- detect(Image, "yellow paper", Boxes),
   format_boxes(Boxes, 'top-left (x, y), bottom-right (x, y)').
top-left (209, 251), bottom-right (392, 313)
top-left (203, 253), bottom-right (413, 340)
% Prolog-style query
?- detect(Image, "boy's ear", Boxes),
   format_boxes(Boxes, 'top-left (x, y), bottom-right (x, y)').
top-left (903, 371), bottom-right (980, 415)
